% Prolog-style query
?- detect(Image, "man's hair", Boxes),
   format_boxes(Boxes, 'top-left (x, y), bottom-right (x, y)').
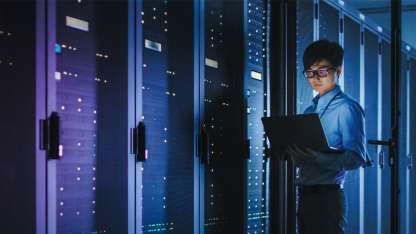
top-left (303, 39), bottom-right (344, 70)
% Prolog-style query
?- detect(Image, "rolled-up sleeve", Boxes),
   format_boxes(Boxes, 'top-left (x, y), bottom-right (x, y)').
top-left (339, 102), bottom-right (367, 162)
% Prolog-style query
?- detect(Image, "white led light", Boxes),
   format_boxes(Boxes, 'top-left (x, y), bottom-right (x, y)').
top-left (377, 26), bottom-right (383, 33)
top-left (338, 0), bottom-right (344, 6)
top-left (55, 72), bottom-right (61, 80)
top-left (359, 13), bottom-right (365, 20)
top-left (406, 45), bottom-right (411, 51)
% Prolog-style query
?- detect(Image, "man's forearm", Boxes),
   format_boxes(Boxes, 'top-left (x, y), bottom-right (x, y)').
top-left (312, 149), bottom-right (365, 171)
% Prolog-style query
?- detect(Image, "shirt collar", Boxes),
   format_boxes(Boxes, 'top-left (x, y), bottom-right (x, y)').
top-left (313, 85), bottom-right (341, 110)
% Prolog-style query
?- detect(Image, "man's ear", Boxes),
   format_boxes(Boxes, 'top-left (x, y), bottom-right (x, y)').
top-left (336, 66), bottom-right (342, 77)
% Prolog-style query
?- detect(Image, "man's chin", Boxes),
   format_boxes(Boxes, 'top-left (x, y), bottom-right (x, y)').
top-left (313, 86), bottom-right (322, 92)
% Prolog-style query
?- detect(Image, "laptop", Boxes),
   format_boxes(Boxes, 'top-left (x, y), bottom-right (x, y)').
top-left (261, 114), bottom-right (345, 155)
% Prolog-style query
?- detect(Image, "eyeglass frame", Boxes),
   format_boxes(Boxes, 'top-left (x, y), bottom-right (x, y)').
top-left (302, 66), bottom-right (337, 79)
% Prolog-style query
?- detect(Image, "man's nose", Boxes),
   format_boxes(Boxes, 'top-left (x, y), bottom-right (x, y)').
top-left (312, 76), bottom-right (321, 81)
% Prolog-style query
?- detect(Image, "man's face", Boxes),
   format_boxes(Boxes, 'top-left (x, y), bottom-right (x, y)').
top-left (304, 60), bottom-right (341, 95)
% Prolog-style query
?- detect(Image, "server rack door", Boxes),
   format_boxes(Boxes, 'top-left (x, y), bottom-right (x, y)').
top-left (140, 0), bottom-right (195, 233)
top-left (398, 53), bottom-right (410, 234)
top-left (342, 15), bottom-right (361, 234)
top-left (129, 1), bottom-right (141, 233)
top-left (409, 58), bottom-right (416, 234)
top-left (296, 0), bottom-right (314, 114)
top-left (319, 0), bottom-right (339, 42)
top-left (201, 0), bottom-right (245, 233)
top-left (381, 40), bottom-right (392, 234)
top-left (47, 1), bottom-right (130, 233)
top-left (363, 29), bottom-right (379, 234)
top-left (245, 0), bottom-right (270, 233)
top-left (0, 2), bottom-right (38, 233)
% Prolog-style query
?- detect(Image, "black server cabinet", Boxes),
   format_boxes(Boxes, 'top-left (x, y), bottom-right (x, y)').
top-left (0, 2), bottom-right (38, 234)
top-left (245, 0), bottom-right (270, 233)
top-left (342, 15), bottom-right (361, 234)
top-left (200, 0), bottom-right (246, 233)
top-left (140, 0), bottom-right (196, 233)
top-left (47, 1), bottom-right (131, 233)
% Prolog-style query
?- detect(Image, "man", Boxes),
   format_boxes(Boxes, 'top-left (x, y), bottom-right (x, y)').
top-left (286, 39), bottom-right (367, 234)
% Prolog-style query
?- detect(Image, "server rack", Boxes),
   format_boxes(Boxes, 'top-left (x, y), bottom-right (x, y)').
top-left (46, 1), bottom-right (132, 233)
top-left (0, 2), bottom-right (38, 233)
top-left (139, 1), bottom-right (196, 233)
top-left (244, 0), bottom-right (271, 233)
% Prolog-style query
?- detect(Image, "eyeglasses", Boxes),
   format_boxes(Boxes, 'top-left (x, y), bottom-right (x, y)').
top-left (303, 67), bottom-right (336, 79)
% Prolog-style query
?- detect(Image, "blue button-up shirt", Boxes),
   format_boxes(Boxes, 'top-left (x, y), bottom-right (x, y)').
top-left (299, 85), bottom-right (367, 186)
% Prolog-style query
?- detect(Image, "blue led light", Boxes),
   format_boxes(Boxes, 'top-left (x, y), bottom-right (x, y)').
top-left (55, 43), bottom-right (62, 54)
